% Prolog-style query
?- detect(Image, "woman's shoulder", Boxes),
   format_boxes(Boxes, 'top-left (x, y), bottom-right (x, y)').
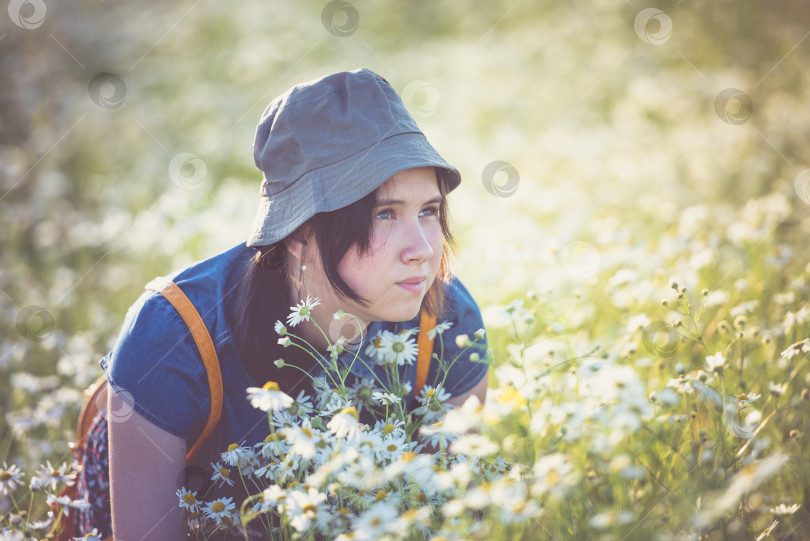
top-left (100, 242), bottom-right (254, 441)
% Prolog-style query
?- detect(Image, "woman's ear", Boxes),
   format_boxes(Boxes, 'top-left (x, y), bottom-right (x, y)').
top-left (284, 224), bottom-right (312, 262)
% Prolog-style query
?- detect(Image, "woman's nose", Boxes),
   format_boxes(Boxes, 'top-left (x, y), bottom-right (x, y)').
top-left (401, 220), bottom-right (435, 263)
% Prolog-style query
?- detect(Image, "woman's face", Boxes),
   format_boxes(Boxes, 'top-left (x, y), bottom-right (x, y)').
top-left (306, 166), bottom-right (444, 327)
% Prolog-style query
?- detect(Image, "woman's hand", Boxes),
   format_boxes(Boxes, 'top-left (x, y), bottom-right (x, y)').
top-left (107, 388), bottom-right (188, 540)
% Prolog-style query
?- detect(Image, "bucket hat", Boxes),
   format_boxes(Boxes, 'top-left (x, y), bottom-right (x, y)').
top-left (246, 68), bottom-right (461, 247)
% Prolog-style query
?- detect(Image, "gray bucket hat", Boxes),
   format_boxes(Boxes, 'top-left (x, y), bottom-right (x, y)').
top-left (246, 68), bottom-right (462, 247)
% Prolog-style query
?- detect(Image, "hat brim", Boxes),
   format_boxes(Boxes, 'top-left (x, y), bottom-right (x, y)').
top-left (246, 131), bottom-right (461, 247)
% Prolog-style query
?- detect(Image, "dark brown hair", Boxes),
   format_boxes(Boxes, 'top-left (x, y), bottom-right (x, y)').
top-left (230, 168), bottom-right (456, 386)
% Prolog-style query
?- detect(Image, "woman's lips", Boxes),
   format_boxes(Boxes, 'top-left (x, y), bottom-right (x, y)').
top-left (397, 276), bottom-right (427, 293)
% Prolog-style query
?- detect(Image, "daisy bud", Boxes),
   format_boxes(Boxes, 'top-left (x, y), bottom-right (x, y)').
top-left (469, 352), bottom-right (480, 362)
top-left (702, 289), bottom-right (709, 296)
top-left (455, 334), bottom-right (469, 348)
top-left (333, 310), bottom-right (347, 320)
top-left (274, 358), bottom-right (286, 367)
top-left (669, 280), bottom-right (678, 290)
top-left (278, 337), bottom-right (292, 347)
top-left (474, 328), bottom-right (486, 340)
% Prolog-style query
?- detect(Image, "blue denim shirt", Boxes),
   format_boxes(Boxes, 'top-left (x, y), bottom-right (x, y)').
top-left (100, 243), bottom-right (488, 474)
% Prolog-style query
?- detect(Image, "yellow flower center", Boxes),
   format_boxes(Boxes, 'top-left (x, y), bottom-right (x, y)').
top-left (182, 493), bottom-right (196, 505)
top-left (262, 381), bottom-right (281, 392)
top-left (382, 424), bottom-right (395, 435)
top-left (211, 502), bottom-right (225, 513)
top-left (51, 470), bottom-right (60, 478)
top-left (371, 517), bottom-right (382, 526)
top-left (340, 406), bottom-right (359, 420)
top-left (0, 472), bottom-right (11, 481)
top-left (303, 504), bottom-right (317, 515)
top-left (386, 444), bottom-right (397, 452)
top-left (401, 451), bottom-right (417, 462)
top-left (302, 427), bottom-right (313, 438)
top-left (392, 342), bottom-right (405, 353)
top-left (426, 389), bottom-right (435, 398)
top-left (374, 490), bottom-right (388, 502)
top-left (227, 443), bottom-right (239, 452)
top-left (219, 468), bottom-right (230, 478)
top-left (372, 337), bottom-right (383, 348)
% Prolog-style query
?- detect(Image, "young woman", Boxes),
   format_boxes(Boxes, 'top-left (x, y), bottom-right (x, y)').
top-left (75, 68), bottom-right (489, 539)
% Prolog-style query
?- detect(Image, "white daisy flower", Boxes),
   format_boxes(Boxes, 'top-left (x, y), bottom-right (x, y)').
top-left (220, 441), bottom-right (253, 468)
top-left (210, 461), bottom-right (235, 487)
top-left (781, 338), bottom-right (809, 359)
top-left (281, 487), bottom-right (327, 532)
top-left (262, 484), bottom-right (287, 509)
top-left (287, 295), bottom-right (321, 327)
top-left (474, 328), bottom-right (486, 340)
top-left (176, 487), bottom-right (202, 512)
top-left (450, 434), bottom-right (499, 457)
top-left (770, 503), bottom-right (800, 515)
top-left (768, 381), bottom-right (788, 397)
top-left (372, 391), bottom-right (401, 406)
top-left (282, 419), bottom-right (320, 459)
top-left (379, 330), bottom-right (418, 365)
top-left (37, 461), bottom-right (76, 491)
top-left (274, 320), bottom-right (287, 335)
top-left (0, 462), bottom-right (23, 495)
top-left (373, 418), bottom-right (406, 440)
top-left (327, 406), bottom-right (361, 438)
top-left (246, 381), bottom-right (294, 412)
top-left (45, 493), bottom-right (90, 517)
top-left (352, 501), bottom-right (398, 540)
top-left (706, 352), bottom-right (726, 372)
top-left (427, 320), bottom-right (453, 339)
top-left (202, 496), bottom-right (238, 526)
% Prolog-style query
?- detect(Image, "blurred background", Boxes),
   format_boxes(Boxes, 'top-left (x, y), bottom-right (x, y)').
top-left (2, 0), bottom-right (809, 475)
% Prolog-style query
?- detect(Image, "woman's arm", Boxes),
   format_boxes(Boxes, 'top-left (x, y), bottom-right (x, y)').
top-left (445, 372), bottom-right (488, 409)
top-left (107, 388), bottom-right (188, 540)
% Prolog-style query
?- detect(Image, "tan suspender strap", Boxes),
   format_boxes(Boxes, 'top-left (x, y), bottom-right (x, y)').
top-left (414, 311), bottom-right (437, 400)
top-left (145, 278), bottom-right (223, 463)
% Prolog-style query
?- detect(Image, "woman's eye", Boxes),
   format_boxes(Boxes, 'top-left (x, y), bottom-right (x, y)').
top-left (420, 206), bottom-right (440, 217)
top-left (375, 209), bottom-right (393, 219)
